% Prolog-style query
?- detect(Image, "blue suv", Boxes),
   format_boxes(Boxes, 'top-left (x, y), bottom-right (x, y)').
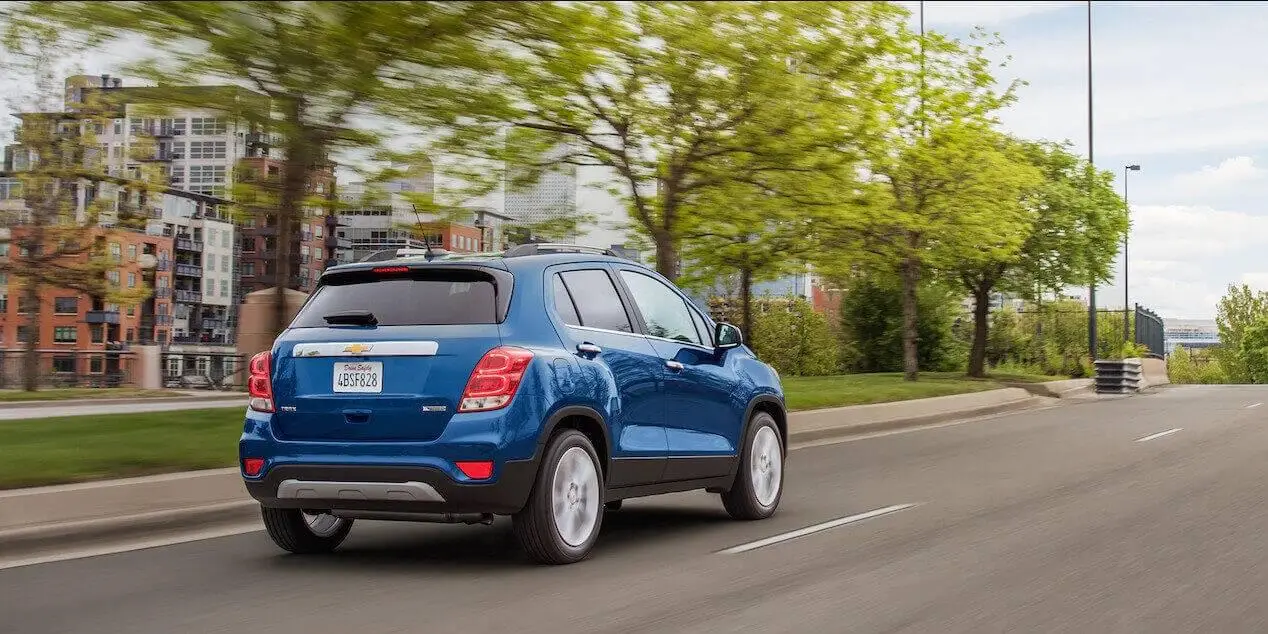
top-left (240, 244), bottom-right (786, 564)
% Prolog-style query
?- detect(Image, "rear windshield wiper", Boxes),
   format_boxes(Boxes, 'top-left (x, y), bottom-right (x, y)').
top-left (323, 310), bottom-right (378, 326)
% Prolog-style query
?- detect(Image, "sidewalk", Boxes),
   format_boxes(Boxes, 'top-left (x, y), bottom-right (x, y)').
top-left (0, 394), bottom-right (245, 421)
top-left (0, 380), bottom-right (1090, 559)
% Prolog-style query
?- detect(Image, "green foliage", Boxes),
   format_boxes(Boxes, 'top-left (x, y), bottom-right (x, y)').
top-left (1167, 346), bottom-right (1229, 385)
top-left (1240, 314), bottom-right (1268, 383)
top-left (750, 296), bottom-right (840, 377)
top-left (1214, 284), bottom-right (1268, 383)
top-left (981, 302), bottom-right (1141, 377)
top-left (1117, 342), bottom-right (1151, 360)
top-left (838, 274), bottom-right (962, 373)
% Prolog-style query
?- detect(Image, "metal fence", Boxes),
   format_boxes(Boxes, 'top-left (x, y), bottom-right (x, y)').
top-left (161, 351), bottom-right (246, 390)
top-left (0, 349), bottom-right (135, 389)
top-left (1134, 304), bottom-right (1165, 359)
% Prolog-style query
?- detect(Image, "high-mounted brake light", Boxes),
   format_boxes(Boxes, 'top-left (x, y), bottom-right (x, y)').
top-left (247, 351), bottom-right (274, 413)
top-left (458, 346), bottom-right (534, 412)
top-left (372, 266), bottom-right (410, 274)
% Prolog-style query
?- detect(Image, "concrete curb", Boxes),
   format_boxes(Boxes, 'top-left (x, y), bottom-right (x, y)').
top-left (0, 385), bottom-right (1067, 559)
top-left (0, 394), bottom-right (245, 410)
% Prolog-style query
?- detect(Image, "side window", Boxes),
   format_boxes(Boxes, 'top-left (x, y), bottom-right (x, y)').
top-left (618, 270), bottom-right (702, 345)
top-left (689, 305), bottom-right (713, 346)
top-left (559, 269), bottom-right (632, 333)
top-left (551, 274), bottom-right (581, 326)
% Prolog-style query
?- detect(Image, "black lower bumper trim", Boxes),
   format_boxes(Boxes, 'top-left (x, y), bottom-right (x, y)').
top-left (244, 460), bottom-right (538, 516)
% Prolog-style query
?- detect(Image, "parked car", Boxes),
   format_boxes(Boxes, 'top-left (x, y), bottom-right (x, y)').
top-left (240, 244), bottom-right (786, 564)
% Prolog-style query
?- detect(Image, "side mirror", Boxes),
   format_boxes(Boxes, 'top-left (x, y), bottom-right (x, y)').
top-left (715, 322), bottom-right (743, 349)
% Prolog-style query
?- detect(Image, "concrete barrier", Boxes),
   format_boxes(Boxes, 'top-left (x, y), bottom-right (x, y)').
top-left (1140, 357), bottom-right (1170, 388)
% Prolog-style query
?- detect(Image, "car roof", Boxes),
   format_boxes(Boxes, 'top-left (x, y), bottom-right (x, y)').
top-left (319, 251), bottom-right (654, 279)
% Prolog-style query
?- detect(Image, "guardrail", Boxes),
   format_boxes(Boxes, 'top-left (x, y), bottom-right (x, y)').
top-left (1094, 359), bottom-right (1143, 394)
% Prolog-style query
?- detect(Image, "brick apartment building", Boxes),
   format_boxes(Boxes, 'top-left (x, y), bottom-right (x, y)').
top-left (235, 156), bottom-right (341, 295)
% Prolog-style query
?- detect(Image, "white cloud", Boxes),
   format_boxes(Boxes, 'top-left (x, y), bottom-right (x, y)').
top-left (1241, 272), bottom-right (1268, 292)
top-left (902, 1), bottom-right (1081, 27)
top-left (1130, 204), bottom-right (1268, 260)
top-left (1174, 157), bottom-right (1265, 192)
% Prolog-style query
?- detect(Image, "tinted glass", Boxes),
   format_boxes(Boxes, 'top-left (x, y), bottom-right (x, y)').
top-left (552, 274), bottom-right (582, 326)
top-left (689, 305), bottom-right (713, 346)
top-left (559, 269), bottom-right (632, 333)
top-left (291, 276), bottom-right (496, 327)
top-left (619, 271), bottom-right (701, 345)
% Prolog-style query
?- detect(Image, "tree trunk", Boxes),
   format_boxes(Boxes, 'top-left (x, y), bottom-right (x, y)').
top-left (653, 231), bottom-right (678, 281)
top-left (21, 282), bottom-right (41, 392)
top-left (739, 266), bottom-right (753, 347)
top-left (968, 282), bottom-right (991, 378)
top-left (274, 102), bottom-right (312, 338)
top-left (900, 256), bottom-right (920, 381)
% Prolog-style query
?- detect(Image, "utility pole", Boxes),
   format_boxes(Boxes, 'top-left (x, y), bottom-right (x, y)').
top-left (1086, 0), bottom-right (1098, 361)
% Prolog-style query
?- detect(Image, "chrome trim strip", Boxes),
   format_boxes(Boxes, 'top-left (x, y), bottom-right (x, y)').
top-left (290, 341), bottom-right (439, 358)
top-left (276, 479), bottom-right (446, 503)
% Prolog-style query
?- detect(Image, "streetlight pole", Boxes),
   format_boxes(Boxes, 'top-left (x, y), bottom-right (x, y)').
top-left (1086, 0), bottom-right (1098, 361)
top-left (1123, 164), bottom-right (1140, 345)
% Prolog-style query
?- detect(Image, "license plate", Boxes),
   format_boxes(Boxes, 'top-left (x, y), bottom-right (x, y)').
top-left (333, 361), bottom-right (383, 393)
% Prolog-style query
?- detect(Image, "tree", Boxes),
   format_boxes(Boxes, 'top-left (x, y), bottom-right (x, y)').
top-left (1214, 283), bottom-right (1268, 383)
top-left (813, 26), bottom-right (1028, 381)
top-left (838, 272), bottom-right (962, 374)
top-left (955, 139), bottom-right (1126, 377)
top-left (424, 1), bottom-right (906, 281)
top-left (751, 296), bottom-right (840, 377)
top-left (15, 1), bottom-right (508, 335)
top-left (0, 30), bottom-right (152, 390)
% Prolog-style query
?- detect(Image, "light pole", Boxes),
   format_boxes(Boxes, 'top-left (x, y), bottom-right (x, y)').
top-left (1086, 0), bottom-right (1098, 360)
top-left (1123, 164), bottom-right (1140, 344)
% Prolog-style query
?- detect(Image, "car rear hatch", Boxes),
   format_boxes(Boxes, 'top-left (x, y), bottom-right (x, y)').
top-left (269, 263), bottom-right (512, 442)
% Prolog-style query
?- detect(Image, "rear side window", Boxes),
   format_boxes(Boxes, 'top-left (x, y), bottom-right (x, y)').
top-left (552, 275), bottom-right (582, 326)
top-left (292, 274), bottom-right (497, 327)
top-left (558, 269), bottom-right (632, 333)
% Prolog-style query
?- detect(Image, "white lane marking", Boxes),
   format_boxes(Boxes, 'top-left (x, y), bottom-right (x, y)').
top-left (0, 523), bottom-right (262, 571)
top-left (1135, 428), bottom-right (1182, 442)
top-left (717, 503), bottom-right (916, 555)
top-left (1249, 402), bottom-right (1263, 409)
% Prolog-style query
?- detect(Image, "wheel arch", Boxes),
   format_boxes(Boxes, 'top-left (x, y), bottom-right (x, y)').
top-left (539, 405), bottom-right (611, 478)
top-left (744, 394), bottom-right (788, 451)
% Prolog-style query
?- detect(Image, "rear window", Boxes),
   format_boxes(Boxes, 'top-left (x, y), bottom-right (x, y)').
top-left (292, 273), bottom-right (498, 327)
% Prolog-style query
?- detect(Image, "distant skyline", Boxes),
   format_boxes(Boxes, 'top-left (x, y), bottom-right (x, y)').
top-left (5, 2), bottom-right (1266, 318)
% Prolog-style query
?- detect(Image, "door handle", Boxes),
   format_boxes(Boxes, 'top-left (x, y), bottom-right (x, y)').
top-left (665, 360), bottom-right (684, 372)
top-left (577, 342), bottom-right (602, 356)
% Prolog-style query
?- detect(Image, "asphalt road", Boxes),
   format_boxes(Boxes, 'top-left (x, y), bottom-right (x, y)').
top-left (3, 385), bottom-right (1268, 633)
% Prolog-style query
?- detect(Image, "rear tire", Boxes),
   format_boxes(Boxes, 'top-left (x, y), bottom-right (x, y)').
top-left (513, 429), bottom-right (605, 564)
top-left (260, 506), bottom-right (353, 554)
top-left (721, 412), bottom-right (784, 520)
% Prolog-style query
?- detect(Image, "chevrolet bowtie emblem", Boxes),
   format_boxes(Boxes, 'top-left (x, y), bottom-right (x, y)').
top-left (342, 343), bottom-right (373, 355)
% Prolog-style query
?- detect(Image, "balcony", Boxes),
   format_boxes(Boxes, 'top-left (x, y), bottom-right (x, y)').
top-left (174, 263), bottom-right (203, 277)
top-left (84, 310), bottom-right (121, 325)
top-left (174, 289), bottom-right (202, 303)
top-left (174, 237), bottom-right (204, 253)
top-left (155, 259), bottom-right (171, 271)
top-left (253, 225), bottom-right (279, 237)
top-left (155, 288), bottom-right (172, 299)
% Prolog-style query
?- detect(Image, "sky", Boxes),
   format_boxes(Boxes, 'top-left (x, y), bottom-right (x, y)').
top-left (4, 1), bottom-right (1267, 319)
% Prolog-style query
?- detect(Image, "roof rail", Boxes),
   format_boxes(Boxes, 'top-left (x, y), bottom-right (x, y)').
top-left (504, 243), bottom-right (620, 258)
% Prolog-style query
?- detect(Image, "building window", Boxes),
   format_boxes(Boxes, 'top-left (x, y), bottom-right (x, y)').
top-left (107, 271), bottom-right (120, 286)
top-left (221, 257), bottom-right (228, 273)
top-left (0, 177), bottom-right (21, 200)
top-left (127, 305), bottom-right (135, 316)
top-left (243, 262), bottom-right (255, 276)
top-left (90, 324), bottom-right (105, 343)
top-left (90, 356), bottom-right (104, 374)
top-left (128, 244), bottom-right (137, 261)
top-left (222, 232), bottom-right (230, 248)
top-left (113, 119), bottom-right (123, 135)
top-left (127, 272), bottom-right (136, 288)
top-left (314, 224), bottom-right (323, 239)
top-left (17, 296), bottom-right (35, 314)
top-left (54, 326), bottom-right (78, 343)
top-left (16, 326), bottom-right (31, 342)
top-left (189, 117), bottom-right (227, 135)
top-left (207, 228), bottom-right (217, 244)
top-left (170, 166), bottom-right (185, 184)
top-left (315, 247), bottom-right (324, 261)
top-left (53, 355), bottom-right (76, 374)
top-left (188, 141), bottom-right (227, 159)
top-left (129, 117), bottom-right (143, 134)
top-left (220, 279), bottom-right (229, 297)
top-left (206, 253), bottom-right (215, 269)
top-left (126, 328), bottom-right (135, 343)
top-left (109, 242), bottom-right (122, 261)
top-left (188, 165), bottom-right (226, 196)
top-left (0, 292), bottom-right (7, 312)
top-left (54, 297), bottom-right (78, 314)
top-left (206, 280), bottom-right (215, 296)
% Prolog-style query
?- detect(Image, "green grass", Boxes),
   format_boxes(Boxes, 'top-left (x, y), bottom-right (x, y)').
top-left (0, 408), bottom-right (242, 490)
top-left (782, 371), bottom-right (1064, 411)
top-left (0, 388), bottom-right (177, 402)
top-left (0, 370), bottom-right (1068, 490)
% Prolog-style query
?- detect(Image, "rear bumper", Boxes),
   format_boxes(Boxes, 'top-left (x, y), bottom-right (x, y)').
top-left (244, 461), bottom-right (538, 515)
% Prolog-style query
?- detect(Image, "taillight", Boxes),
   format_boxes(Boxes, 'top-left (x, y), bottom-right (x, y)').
top-left (459, 346), bottom-right (534, 412)
top-left (248, 351), bottom-right (274, 412)
top-left (242, 457), bottom-right (265, 477)
top-left (455, 461), bottom-right (494, 480)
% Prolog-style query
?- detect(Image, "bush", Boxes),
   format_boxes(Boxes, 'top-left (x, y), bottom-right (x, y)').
top-left (1168, 346), bottom-right (1229, 384)
top-left (751, 296), bottom-right (840, 377)
top-left (838, 274), bottom-right (964, 373)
